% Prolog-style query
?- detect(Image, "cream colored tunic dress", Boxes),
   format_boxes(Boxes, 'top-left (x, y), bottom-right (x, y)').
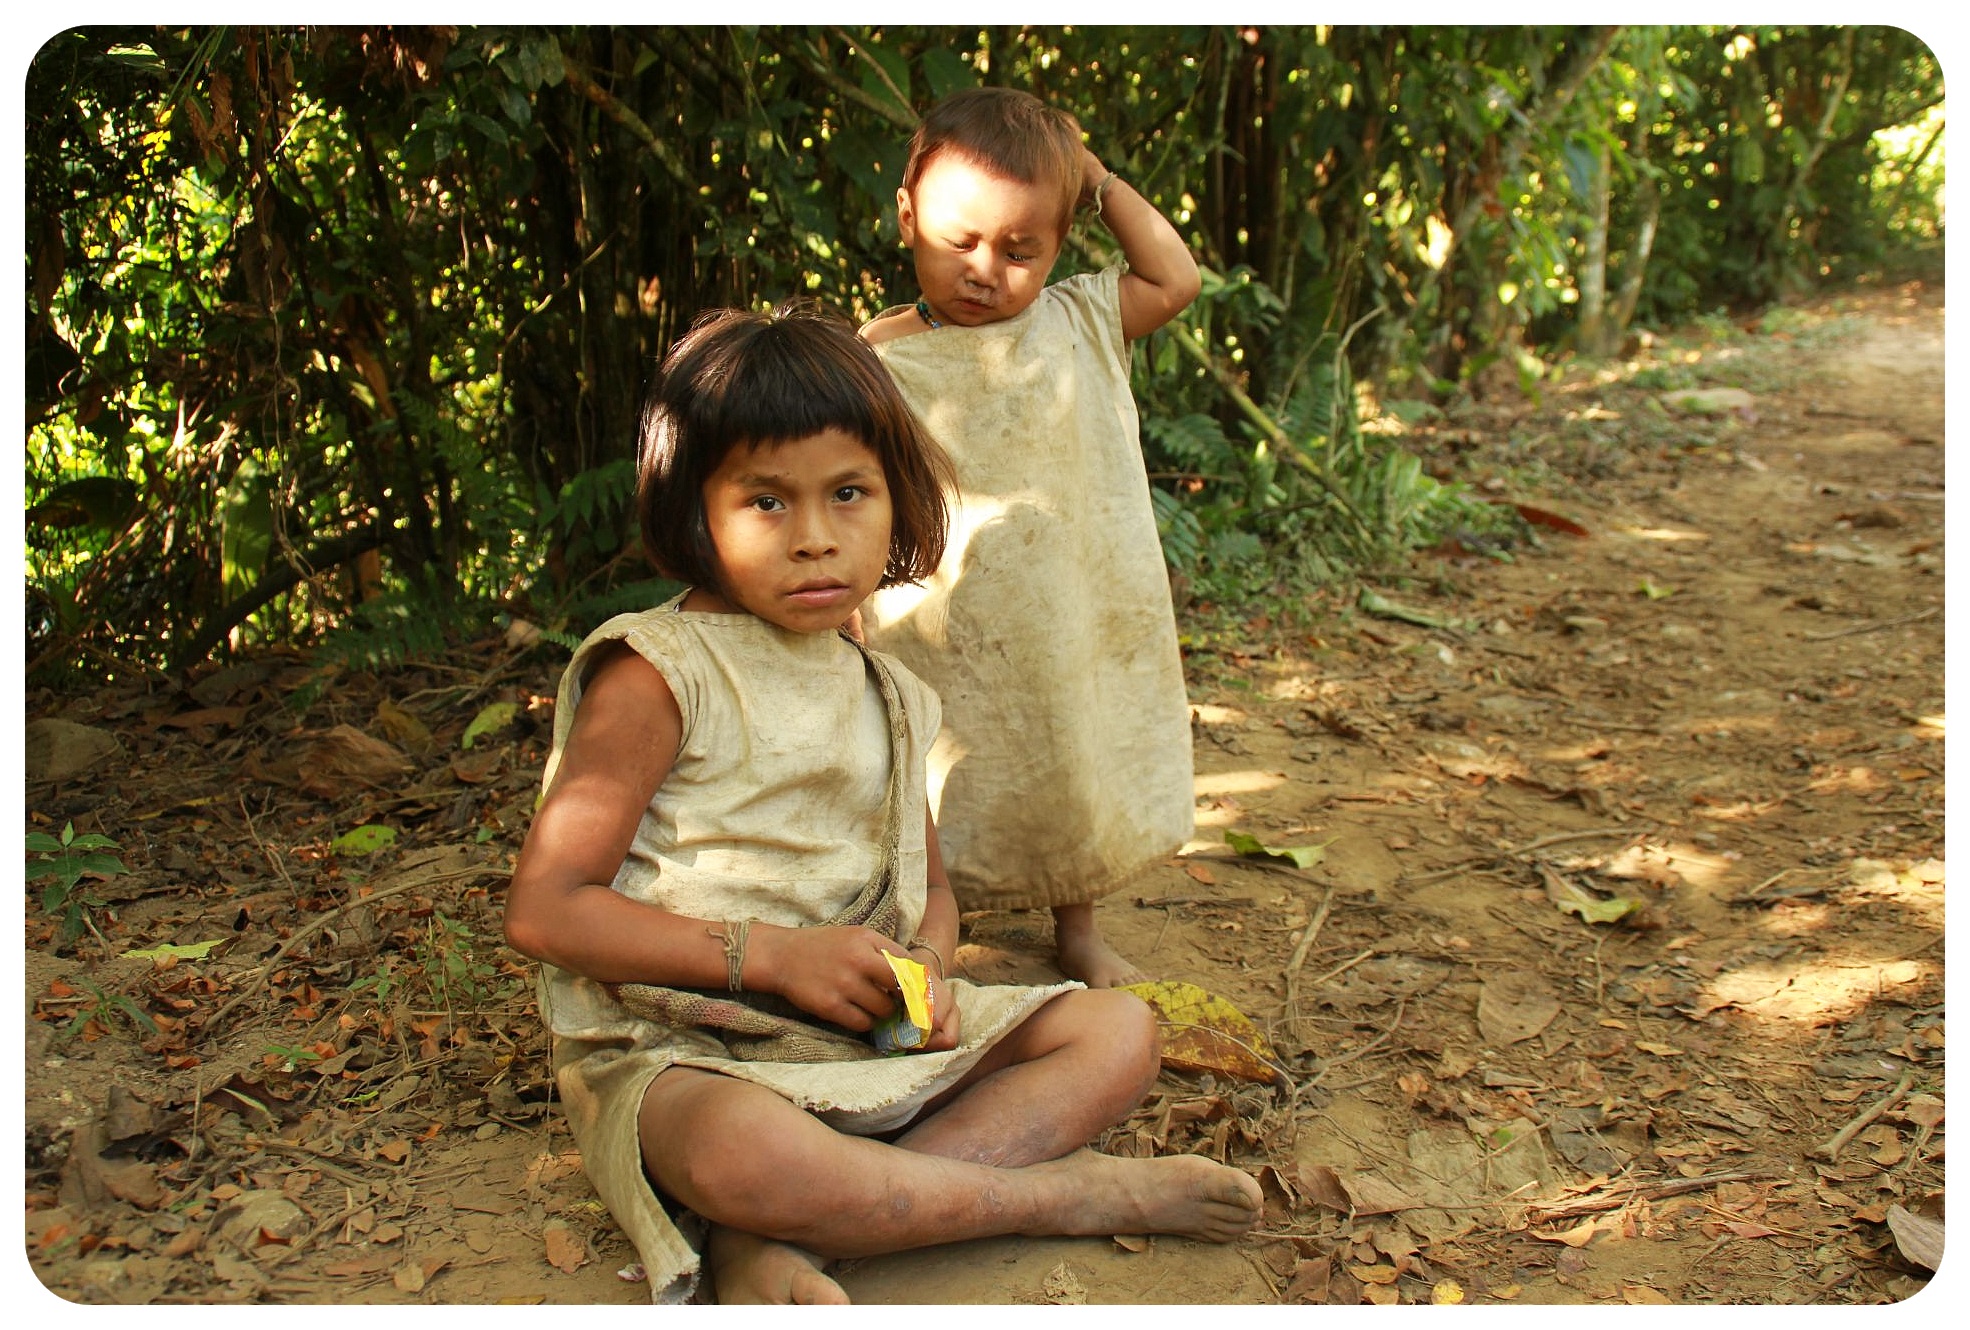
top-left (866, 266), bottom-right (1195, 912)
top-left (539, 597), bottom-right (1077, 1302)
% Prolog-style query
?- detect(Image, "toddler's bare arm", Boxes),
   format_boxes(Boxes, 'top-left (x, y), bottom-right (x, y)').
top-left (1080, 145), bottom-right (1200, 341)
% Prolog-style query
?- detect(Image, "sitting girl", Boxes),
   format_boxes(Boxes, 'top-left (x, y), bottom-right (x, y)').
top-left (502, 303), bottom-right (1261, 1304)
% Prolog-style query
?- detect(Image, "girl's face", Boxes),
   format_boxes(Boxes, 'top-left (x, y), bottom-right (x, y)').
top-left (693, 427), bottom-right (894, 634)
top-left (898, 152), bottom-right (1064, 328)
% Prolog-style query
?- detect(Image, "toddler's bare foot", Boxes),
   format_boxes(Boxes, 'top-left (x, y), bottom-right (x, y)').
top-left (1052, 904), bottom-right (1147, 988)
top-left (704, 1226), bottom-right (849, 1304)
top-left (1032, 1149), bottom-right (1262, 1244)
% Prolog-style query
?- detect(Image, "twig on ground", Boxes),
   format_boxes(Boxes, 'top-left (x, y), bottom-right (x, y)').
top-left (1525, 1168), bottom-right (1781, 1223)
top-left (254, 1141), bottom-right (381, 1189)
top-left (1240, 1247), bottom-right (1284, 1299)
top-left (1283, 887), bottom-right (1336, 1014)
top-left (1300, 947), bottom-right (1375, 993)
top-left (1802, 606), bottom-right (1939, 641)
top-left (1816, 1069), bottom-right (1915, 1160)
top-left (1303, 998), bottom-right (1404, 1089)
top-left (1560, 713), bottom-right (1663, 734)
top-left (202, 866), bottom-right (501, 1035)
top-left (239, 794), bottom-right (299, 893)
top-left (1404, 826), bottom-right (1640, 886)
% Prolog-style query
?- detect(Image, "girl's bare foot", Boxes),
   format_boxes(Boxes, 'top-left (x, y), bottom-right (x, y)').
top-left (704, 1227), bottom-right (850, 1304)
top-left (1053, 903), bottom-right (1147, 988)
top-left (1030, 1149), bottom-right (1262, 1243)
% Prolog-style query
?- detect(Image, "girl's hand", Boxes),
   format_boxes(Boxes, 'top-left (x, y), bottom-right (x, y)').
top-left (749, 923), bottom-right (901, 1031)
top-left (923, 973), bottom-right (962, 1052)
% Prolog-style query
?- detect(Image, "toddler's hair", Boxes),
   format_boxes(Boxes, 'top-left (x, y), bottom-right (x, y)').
top-left (635, 300), bottom-right (955, 593)
top-left (902, 87), bottom-right (1083, 238)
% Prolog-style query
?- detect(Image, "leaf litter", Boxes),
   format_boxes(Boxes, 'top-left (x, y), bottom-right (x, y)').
top-left (25, 293), bottom-right (1945, 1305)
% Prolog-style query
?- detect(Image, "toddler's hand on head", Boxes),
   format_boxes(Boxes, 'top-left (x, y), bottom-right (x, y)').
top-left (1077, 146), bottom-right (1111, 206)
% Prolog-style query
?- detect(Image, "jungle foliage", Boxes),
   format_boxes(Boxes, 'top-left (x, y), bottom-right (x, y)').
top-left (22, 24), bottom-right (1946, 684)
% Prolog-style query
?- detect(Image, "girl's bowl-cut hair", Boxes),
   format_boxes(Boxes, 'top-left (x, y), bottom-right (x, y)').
top-left (635, 300), bottom-right (956, 594)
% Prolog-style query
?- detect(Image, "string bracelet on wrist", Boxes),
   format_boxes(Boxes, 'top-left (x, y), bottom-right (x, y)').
top-left (905, 935), bottom-right (946, 980)
top-left (1091, 170), bottom-right (1120, 220)
top-left (711, 919), bottom-right (751, 992)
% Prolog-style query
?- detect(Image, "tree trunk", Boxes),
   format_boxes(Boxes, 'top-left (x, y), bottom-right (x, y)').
top-left (1576, 140), bottom-right (1612, 356)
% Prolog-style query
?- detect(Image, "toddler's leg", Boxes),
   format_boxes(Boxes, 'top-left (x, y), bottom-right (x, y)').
top-left (1052, 900), bottom-right (1148, 988)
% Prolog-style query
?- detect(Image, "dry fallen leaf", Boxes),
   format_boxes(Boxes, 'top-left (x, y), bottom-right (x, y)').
top-left (1900, 1094), bottom-right (1944, 1129)
top-left (1623, 1283), bottom-right (1673, 1305)
top-left (1120, 980), bottom-right (1281, 1084)
top-left (1285, 1256), bottom-right (1331, 1303)
top-left (1041, 1261), bottom-right (1086, 1305)
top-left (374, 697), bottom-right (434, 752)
top-left (1886, 1204), bottom-right (1944, 1271)
top-left (297, 724), bottom-right (413, 798)
top-left (1297, 1164), bottom-right (1419, 1216)
top-left (1534, 1219), bottom-right (1603, 1248)
top-left (1431, 1279), bottom-right (1465, 1305)
top-left (543, 1219), bottom-right (588, 1274)
top-left (1112, 1233), bottom-right (1149, 1253)
top-left (1476, 977), bottom-right (1562, 1045)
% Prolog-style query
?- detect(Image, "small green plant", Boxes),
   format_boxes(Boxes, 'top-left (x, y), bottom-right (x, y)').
top-left (262, 1042), bottom-right (325, 1073)
top-left (26, 822), bottom-right (127, 947)
top-left (348, 958), bottom-right (404, 1005)
top-left (416, 910), bottom-right (513, 1012)
top-left (50, 979), bottom-right (158, 1048)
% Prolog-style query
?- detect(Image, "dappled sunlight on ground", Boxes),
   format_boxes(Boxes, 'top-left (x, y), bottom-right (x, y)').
top-left (1617, 525), bottom-right (1711, 543)
top-left (1193, 768), bottom-right (1288, 798)
top-left (1190, 702), bottom-right (1249, 726)
top-left (1695, 952), bottom-right (1937, 1025)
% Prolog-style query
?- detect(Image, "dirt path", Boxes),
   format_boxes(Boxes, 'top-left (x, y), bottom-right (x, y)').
top-left (23, 286), bottom-right (1943, 1306)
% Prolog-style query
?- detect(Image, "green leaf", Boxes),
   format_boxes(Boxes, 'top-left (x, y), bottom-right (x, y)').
top-left (1358, 587), bottom-right (1457, 630)
top-left (332, 824), bottom-right (399, 856)
top-left (461, 700), bottom-right (520, 749)
top-left (1637, 578), bottom-right (1676, 600)
top-left (1225, 830), bottom-right (1331, 869)
top-left (920, 46), bottom-right (973, 102)
top-left (25, 832), bottom-right (65, 855)
top-left (1543, 873), bottom-right (1646, 925)
top-left (122, 939), bottom-right (226, 962)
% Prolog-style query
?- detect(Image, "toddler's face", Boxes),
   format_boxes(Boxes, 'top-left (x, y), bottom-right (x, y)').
top-left (898, 153), bottom-right (1064, 328)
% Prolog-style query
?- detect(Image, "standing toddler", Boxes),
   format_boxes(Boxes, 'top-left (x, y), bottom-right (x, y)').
top-left (862, 86), bottom-right (1201, 988)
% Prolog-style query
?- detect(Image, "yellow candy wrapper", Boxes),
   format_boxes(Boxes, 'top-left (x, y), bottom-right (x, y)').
top-left (870, 950), bottom-right (935, 1054)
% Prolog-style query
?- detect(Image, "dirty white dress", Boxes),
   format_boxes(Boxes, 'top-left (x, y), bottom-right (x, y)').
top-left (866, 265), bottom-right (1195, 911)
top-left (538, 596), bottom-right (1077, 1302)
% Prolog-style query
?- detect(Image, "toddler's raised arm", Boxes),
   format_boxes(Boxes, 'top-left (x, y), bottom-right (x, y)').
top-left (1079, 144), bottom-right (1200, 342)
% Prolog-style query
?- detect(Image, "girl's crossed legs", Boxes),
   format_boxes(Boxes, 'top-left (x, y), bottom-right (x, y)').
top-left (636, 987), bottom-right (1263, 1303)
